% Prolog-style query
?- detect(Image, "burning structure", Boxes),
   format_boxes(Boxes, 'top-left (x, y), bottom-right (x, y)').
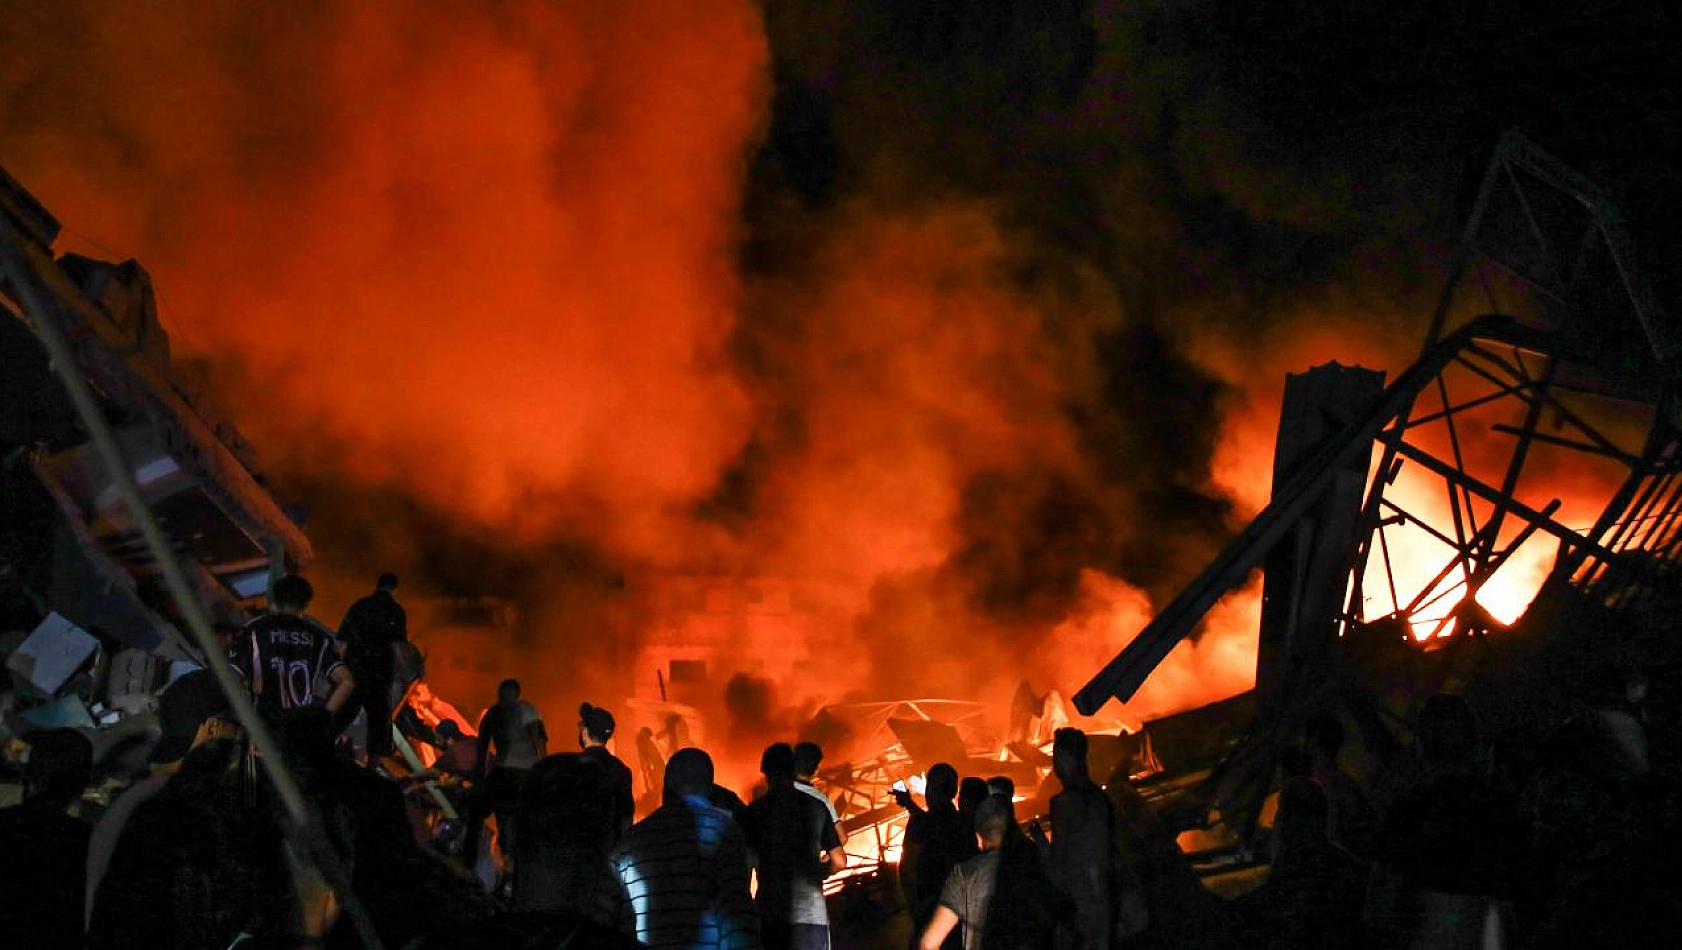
top-left (0, 4), bottom-right (1673, 946)
top-left (1077, 132), bottom-right (1681, 856)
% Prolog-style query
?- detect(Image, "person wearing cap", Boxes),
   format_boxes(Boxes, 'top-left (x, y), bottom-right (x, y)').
top-left (83, 669), bottom-right (239, 931)
top-left (579, 701), bottom-right (635, 838)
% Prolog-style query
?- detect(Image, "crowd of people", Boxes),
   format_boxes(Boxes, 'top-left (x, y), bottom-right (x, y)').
top-left (1, 571), bottom-right (1678, 950)
top-left (1226, 686), bottom-right (1682, 950)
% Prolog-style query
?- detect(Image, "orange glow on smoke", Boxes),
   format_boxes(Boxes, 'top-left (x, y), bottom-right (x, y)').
top-left (1, 6), bottom-right (1642, 739)
top-left (0, 1), bottom-right (770, 556)
top-left (1041, 571), bottom-right (1259, 721)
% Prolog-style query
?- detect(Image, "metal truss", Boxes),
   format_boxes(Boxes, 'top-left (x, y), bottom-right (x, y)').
top-left (1076, 131), bottom-right (1678, 718)
top-left (1067, 132), bottom-right (1681, 855)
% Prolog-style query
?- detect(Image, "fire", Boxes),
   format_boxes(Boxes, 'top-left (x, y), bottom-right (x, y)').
top-left (4, 5), bottom-right (1644, 741)
top-left (1203, 311), bottom-right (1637, 652)
top-left (1473, 539), bottom-right (1558, 626)
top-left (1348, 367), bottom-right (1634, 639)
top-left (1354, 462), bottom-right (1570, 639)
top-left (1040, 571), bottom-right (1258, 721)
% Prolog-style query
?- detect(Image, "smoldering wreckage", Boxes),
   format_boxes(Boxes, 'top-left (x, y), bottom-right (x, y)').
top-left (3, 132), bottom-right (1681, 946)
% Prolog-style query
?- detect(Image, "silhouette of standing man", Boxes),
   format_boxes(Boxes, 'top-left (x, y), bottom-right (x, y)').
top-left (337, 572), bottom-right (407, 760)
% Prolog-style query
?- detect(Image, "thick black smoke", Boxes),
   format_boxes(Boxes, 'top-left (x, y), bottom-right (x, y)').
top-left (716, 0), bottom-right (1680, 698)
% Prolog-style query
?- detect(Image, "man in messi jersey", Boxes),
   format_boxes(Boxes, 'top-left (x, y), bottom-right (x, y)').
top-left (242, 574), bottom-right (355, 723)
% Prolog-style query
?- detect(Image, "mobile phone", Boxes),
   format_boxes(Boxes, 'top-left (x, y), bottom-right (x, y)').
top-left (891, 779), bottom-right (908, 793)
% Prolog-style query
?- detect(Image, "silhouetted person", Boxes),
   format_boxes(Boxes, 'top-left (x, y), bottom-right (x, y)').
top-left (1046, 729), bottom-right (1114, 950)
top-left (1373, 694), bottom-right (1523, 949)
top-left (1521, 687), bottom-right (1675, 950)
top-left (272, 707), bottom-right (505, 948)
top-left (660, 712), bottom-right (693, 755)
top-left (86, 670), bottom-right (239, 929)
top-left (512, 753), bottom-right (632, 935)
top-left (0, 729), bottom-right (93, 950)
top-left (637, 726), bottom-right (666, 806)
top-left (465, 678), bottom-right (547, 870)
top-left (919, 795), bottom-right (1074, 950)
top-left (1103, 763), bottom-right (1229, 949)
top-left (611, 748), bottom-right (761, 950)
top-left (987, 774), bottom-right (1035, 862)
top-left (957, 777), bottom-right (989, 859)
top-left (793, 741), bottom-right (842, 837)
top-left (337, 571), bottom-right (408, 760)
top-left (89, 728), bottom-right (288, 949)
top-left (1303, 711), bottom-right (1376, 864)
top-left (580, 701), bottom-right (636, 838)
top-left (242, 574), bottom-right (355, 722)
top-left (901, 763), bottom-right (970, 950)
top-left (1250, 778), bottom-right (1365, 949)
top-left (986, 775), bottom-right (1015, 803)
top-left (743, 743), bottom-right (845, 950)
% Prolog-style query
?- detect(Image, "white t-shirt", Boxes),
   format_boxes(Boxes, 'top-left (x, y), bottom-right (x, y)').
top-left (795, 779), bottom-right (840, 824)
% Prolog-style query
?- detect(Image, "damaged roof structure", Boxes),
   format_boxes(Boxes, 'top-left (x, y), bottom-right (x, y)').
top-left (1, 160), bottom-right (310, 753)
top-left (1075, 132), bottom-right (1682, 850)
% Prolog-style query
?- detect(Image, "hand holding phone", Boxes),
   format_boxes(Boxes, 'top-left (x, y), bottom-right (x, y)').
top-left (890, 780), bottom-right (912, 808)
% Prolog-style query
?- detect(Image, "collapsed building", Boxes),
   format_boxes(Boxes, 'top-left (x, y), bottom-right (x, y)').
top-left (757, 133), bottom-right (1682, 905)
top-left (1074, 131), bottom-right (1682, 867)
top-left (0, 161), bottom-right (310, 777)
top-left (5, 126), bottom-right (1672, 921)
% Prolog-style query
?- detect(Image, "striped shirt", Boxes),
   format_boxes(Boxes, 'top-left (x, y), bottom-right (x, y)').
top-left (611, 794), bottom-right (761, 950)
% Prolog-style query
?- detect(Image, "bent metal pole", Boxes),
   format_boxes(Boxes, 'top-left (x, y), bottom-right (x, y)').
top-left (0, 216), bottom-right (386, 950)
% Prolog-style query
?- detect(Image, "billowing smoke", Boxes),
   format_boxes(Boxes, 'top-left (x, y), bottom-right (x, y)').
top-left (4, 2), bottom-right (1669, 727)
top-left (1, 0), bottom-right (772, 714)
top-left (1, 0), bottom-right (768, 555)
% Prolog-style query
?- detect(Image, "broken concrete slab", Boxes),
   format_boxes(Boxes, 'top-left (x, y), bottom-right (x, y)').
top-left (6, 612), bottom-right (98, 696)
